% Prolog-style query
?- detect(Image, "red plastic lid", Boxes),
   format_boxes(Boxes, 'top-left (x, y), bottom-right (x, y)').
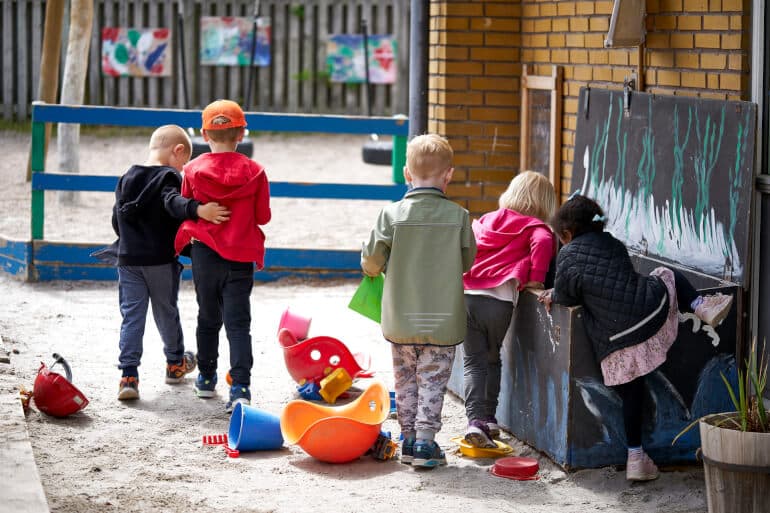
top-left (491, 456), bottom-right (539, 481)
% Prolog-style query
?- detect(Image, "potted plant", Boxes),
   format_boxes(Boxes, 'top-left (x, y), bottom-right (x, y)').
top-left (675, 338), bottom-right (769, 513)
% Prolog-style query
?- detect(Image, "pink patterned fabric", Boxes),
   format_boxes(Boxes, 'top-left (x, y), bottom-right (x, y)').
top-left (601, 267), bottom-right (680, 386)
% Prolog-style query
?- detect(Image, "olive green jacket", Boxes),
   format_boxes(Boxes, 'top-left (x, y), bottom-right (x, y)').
top-left (361, 187), bottom-right (476, 346)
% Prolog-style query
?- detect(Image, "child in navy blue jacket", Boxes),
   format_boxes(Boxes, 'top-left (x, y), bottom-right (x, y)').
top-left (111, 124), bottom-right (229, 401)
top-left (539, 195), bottom-right (733, 481)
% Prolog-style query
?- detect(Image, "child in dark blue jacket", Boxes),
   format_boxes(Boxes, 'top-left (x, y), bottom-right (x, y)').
top-left (111, 125), bottom-right (229, 401)
top-left (539, 195), bottom-right (733, 481)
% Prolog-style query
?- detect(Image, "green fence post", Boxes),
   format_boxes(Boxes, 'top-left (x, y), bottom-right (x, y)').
top-left (391, 134), bottom-right (407, 184)
top-left (30, 118), bottom-right (45, 240)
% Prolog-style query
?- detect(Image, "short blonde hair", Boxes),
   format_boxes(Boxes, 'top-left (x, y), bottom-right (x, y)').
top-left (149, 124), bottom-right (192, 155)
top-left (498, 170), bottom-right (557, 222)
top-left (406, 134), bottom-right (453, 179)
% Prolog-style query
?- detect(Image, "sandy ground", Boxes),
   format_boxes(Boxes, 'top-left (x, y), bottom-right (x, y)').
top-left (0, 131), bottom-right (708, 512)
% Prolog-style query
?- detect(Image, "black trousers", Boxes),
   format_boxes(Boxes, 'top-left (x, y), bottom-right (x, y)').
top-left (611, 376), bottom-right (646, 447)
top-left (190, 243), bottom-right (255, 386)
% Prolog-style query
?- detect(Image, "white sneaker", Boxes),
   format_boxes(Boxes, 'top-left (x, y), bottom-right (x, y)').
top-left (626, 451), bottom-right (660, 481)
top-left (694, 293), bottom-right (734, 327)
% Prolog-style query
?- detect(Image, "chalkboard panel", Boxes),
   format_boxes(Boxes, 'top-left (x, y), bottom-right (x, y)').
top-left (570, 87), bottom-right (756, 285)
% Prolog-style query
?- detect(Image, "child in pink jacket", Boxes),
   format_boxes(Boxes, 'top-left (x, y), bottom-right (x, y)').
top-left (461, 171), bottom-right (557, 447)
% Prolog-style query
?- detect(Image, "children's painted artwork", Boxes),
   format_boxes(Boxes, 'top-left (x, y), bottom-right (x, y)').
top-left (326, 35), bottom-right (397, 84)
top-left (200, 16), bottom-right (271, 66)
top-left (570, 88), bottom-right (756, 282)
top-left (101, 28), bottom-right (171, 77)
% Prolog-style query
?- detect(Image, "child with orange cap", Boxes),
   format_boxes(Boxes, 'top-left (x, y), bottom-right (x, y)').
top-left (175, 99), bottom-right (272, 412)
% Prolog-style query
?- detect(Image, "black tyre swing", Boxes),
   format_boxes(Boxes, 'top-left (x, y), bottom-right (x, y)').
top-left (359, 19), bottom-right (392, 166)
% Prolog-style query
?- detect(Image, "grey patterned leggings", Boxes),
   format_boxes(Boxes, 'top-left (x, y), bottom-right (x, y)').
top-left (391, 343), bottom-right (456, 441)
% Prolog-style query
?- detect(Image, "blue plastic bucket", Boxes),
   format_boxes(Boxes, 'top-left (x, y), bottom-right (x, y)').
top-left (228, 403), bottom-right (284, 451)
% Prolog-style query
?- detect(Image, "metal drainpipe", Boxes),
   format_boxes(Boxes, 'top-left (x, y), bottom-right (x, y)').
top-left (751, 0), bottom-right (768, 394)
top-left (408, 0), bottom-right (429, 140)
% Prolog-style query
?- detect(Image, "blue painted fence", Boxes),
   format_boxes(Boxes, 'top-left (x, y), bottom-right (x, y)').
top-left (7, 102), bottom-right (409, 282)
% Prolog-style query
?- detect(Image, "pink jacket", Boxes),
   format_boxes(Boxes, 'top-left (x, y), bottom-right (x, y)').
top-left (463, 208), bottom-right (555, 291)
top-left (174, 152), bottom-right (271, 267)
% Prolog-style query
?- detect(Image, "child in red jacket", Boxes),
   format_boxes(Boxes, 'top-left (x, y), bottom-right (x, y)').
top-left (175, 99), bottom-right (272, 412)
top-left (461, 171), bottom-right (557, 448)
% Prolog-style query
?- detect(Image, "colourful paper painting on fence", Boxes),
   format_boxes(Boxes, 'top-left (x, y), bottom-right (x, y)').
top-left (326, 34), bottom-right (397, 84)
top-left (200, 16), bottom-right (271, 66)
top-left (101, 28), bottom-right (171, 77)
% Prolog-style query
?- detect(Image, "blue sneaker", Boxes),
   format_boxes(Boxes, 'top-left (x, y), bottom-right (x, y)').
top-left (194, 373), bottom-right (217, 398)
top-left (412, 440), bottom-right (446, 468)
top-left (400, 436), bottom-right (415, 465)
top-left (225, 384), bottom-right (251, 413)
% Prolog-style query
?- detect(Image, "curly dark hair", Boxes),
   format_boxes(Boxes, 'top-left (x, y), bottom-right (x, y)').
top-left (551, 194), bottom-right (607, 239)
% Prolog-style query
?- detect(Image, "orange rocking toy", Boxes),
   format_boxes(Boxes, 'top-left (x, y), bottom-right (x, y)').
top-left (278, 328), bottom-right (373, 385)
top-left (280, 380), bottom-right (390, 463)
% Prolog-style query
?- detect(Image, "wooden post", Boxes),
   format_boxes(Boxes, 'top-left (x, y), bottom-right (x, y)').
top-left (57, 0), bottom-right (94, 204)
top-left (25, 0), bottom-right (66, 182)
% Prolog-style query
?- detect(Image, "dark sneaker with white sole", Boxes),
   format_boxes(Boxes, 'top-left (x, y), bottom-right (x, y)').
top-left (225, 384), bottom-right (251, 413)
top-left (195, 373), bottom-right (217, 398)
top-left (412, 440), bottom-right (447, 468)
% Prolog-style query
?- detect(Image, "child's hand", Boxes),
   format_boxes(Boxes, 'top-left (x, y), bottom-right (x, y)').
top-left (523, 281), bottom-right (544, 290)
top-left (537, 289), bottom-right (553, 312)
top-left (198, 202), bottom-right (231, 224)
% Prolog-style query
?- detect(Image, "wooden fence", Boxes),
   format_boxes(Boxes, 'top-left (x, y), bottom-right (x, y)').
top-left (0, 0), bottom-right (409, 122)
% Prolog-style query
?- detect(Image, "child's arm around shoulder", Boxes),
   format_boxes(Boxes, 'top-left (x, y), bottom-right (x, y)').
top-left (161, 173), bottom-right (230, 223)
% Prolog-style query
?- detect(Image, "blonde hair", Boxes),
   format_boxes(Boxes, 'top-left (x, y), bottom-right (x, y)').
top-left (406, 134), bottom-right (453, 179)
top-left (149, 125), bottom-right (192, 155)
top-left (498, 170), bottom-right (557, 222)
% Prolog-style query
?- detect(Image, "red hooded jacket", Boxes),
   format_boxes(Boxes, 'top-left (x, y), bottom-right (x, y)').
top-left (174, 152), bottom-right (271, 267)
top-left (463, 208), bottom-right (555, 291)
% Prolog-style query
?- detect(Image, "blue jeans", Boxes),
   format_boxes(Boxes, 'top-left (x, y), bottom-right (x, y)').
top-left (463, 294), bottom-right (513, 422)
top-left (191, 243), bottom-right (254, 386)
top-left (118, 262), bottom-right (185, 374)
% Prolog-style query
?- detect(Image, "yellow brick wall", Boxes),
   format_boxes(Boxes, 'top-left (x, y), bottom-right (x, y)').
top-left (428, 1), bottom-right (521, 215)
top-left (428, 0), bottom-right (752, 214)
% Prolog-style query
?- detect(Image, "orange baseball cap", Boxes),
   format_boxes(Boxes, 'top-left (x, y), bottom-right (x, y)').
top-left (201, 99), bottom-right (247, 130)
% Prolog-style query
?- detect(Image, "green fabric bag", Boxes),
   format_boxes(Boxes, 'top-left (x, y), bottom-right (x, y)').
top-left (348, 274), bottom-right (384, 323)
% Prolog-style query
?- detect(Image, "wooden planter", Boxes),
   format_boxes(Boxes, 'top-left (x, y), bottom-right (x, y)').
top-left (699, 413), bottom-right (770, 513)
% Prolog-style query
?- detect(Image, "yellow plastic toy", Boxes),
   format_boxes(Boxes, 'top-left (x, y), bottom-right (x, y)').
top-left (280, 380), bottom-right (390, 463)
top-left (451, 436), bottom-right (514, 458)
top-left (318, 367), bottom-right (353, 404)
